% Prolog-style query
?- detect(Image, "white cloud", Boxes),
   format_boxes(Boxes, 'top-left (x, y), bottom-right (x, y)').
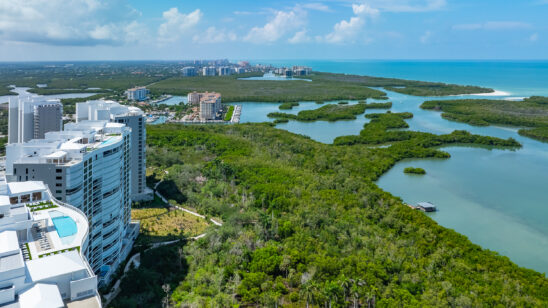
top-left (363, 0), bottom-right (446, 12)
top-left (0, 0), bottom-right (145, 46)
top-left (299, 3), bottom-right (331, 12)
top-left (244, 9), bottom-right (306, 43)
top-left (158, 8), bottom-right (202, 43)
top-left (193, 27), bottom-right (237, 44)
top-left (323, 4), bottom-right (379, 44)
top-left (530, 33), bottom-right (539, 42)
top-left (453, 21), bottom-right (532, 31)
top-left (420, 30), bottom-right (432, 43)
top-left (288, 30), bottom-right (312, 44)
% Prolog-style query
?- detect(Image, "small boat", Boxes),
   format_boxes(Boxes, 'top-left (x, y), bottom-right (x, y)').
top-left (416, 202), bottom-right (437, 212)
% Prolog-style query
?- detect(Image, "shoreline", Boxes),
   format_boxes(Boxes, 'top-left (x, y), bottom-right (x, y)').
top-left (470, 89), bottom-right (511, 96)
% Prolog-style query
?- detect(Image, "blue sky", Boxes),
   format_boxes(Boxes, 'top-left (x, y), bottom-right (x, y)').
top-left (0, 0), bottom-right (547, 61)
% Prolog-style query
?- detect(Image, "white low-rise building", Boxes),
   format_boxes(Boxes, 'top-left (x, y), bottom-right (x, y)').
top-left (0, 181), bottom-right (100, 308)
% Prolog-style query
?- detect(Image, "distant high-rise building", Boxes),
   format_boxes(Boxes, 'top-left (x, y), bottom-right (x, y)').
top-left (292, 66), bottom-right (312, 76)
top-left (8, 98), bottom-right (63, 143)
top-left (202, 66), bottom-right (217, 76)
top-left (125, 87), bottom-right (149, 101)
top-left (75, 100), bottom-right (149, 201)
top-left (218, 66), bottom-right (232, 76)
top-left (182, 66), bottom-right (197, 77)
top-left (236, 67), bottom-right (246, 74)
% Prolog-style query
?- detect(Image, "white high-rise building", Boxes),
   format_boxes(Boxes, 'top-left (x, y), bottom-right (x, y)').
top-left (218, 66), bottom-right (232, 76)
top-left (5, 120), bottom-right (139, 285)
top-left (182, 66), bottom-right (197, 77)
top-left (75, 100), bottom-right (150, 201)
top-left (202, 66), bottom-right (216, 76)
top-left (125, 87), bottom-right (149, 101)
top-left (8, 98), bottom-right (63, 143)
top-left (0, 180), bottom-right (100, 307)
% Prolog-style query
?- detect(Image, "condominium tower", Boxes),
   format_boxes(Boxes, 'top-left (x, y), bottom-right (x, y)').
top-left (75, 100), bottom-right (149, 201)
top-left (199, 92), bottom-right (222, 121)
top-left (5, 121), bottom-right (138, 285)
top-left (8, 98), bottom-right (63, 143)
top-left (182, 66), bottom-right (197, 77)
top-left (125, 87), bottom-right (149, 101)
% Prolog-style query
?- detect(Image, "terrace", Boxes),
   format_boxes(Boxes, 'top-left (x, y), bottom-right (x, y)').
top-left (0, 182), bottom-right (99, 308)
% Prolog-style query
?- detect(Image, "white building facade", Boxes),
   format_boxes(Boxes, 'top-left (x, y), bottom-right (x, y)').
top-left (75, 100), bottom-right (149, 201)
top-left (202, 66), bottom-right (216, 76)
top-left (125, 87), bottom-right (149, 101)
top-left (0, 181), bottom-right (100, 308)
top-left (182, 67), bottom-right (197, 77)
top-left (8, 98), bottom-right (63, 143)
top-left (4, 121), bottom-right (138, 285)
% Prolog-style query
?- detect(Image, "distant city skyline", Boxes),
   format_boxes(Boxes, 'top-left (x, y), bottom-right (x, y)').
top-left (1, 0), bottom-right (547, 61)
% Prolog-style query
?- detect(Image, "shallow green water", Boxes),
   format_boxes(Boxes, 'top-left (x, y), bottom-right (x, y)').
top-left (230, 90), bottom-right (548, 274)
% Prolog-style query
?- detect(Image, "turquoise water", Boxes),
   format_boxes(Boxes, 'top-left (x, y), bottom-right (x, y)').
top-left (148, 115), bottom-right (167, 125)
top-left (255, 60), bottom-right (548, 97)
top-left (156, 96), bottom-right (186, 106)
top-left (239, 72), bottom-right (311, 82)
top-left (101, 137), bottom-right (118, 146)
top-left (234, 61), bottom-right (548, 274)
top-left (51, 215), bottom-right (77, 238)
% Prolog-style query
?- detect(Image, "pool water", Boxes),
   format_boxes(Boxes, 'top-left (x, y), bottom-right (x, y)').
top-left (101, 137), bottom-right (118, 146)
top-left (51, 216), bottom-right (77, 238)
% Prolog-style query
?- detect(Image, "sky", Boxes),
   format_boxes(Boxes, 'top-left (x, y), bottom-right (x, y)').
top-left (0, 0), bottom-right (547, 61)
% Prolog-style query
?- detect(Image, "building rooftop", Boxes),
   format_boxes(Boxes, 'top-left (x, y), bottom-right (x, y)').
top-left (18, 283), bottom-right (64, 308)
top-left (5, 120), bottom-right (128, 173)
top-left (7, 182), bottom-right (46, 195)
top-left (26, 251), bottom-right (86, 282)
top-left (0, 230), bottom-right (19, 256)
top-left (0, 182), bottom-right (99, 308)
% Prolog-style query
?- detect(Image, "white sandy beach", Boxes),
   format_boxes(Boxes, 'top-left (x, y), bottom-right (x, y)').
top-left (470, 90), bottom-right (510, 96)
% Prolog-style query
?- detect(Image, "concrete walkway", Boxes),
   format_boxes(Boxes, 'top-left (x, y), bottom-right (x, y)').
top-left (102, 239), bottom-right (189, 306)
top-left (154, 181), bottom-right (223, 226)
top-left (103, 182), bottom-right (223, 306)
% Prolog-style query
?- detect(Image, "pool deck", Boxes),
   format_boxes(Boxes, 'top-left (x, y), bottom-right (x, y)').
top-left (28, 205), bottom-right (88, 258)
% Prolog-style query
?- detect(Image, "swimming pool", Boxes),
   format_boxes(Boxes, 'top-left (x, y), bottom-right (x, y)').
top-left (51, 215), bottom-right (77, 238)
top-left (101, 137), bottom-right (118, 146)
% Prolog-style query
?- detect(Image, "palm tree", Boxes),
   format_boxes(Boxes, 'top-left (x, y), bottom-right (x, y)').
top-left (300, 281), bottom-right (317, 308)
top-left (340, 276), bottom-right (351, 303)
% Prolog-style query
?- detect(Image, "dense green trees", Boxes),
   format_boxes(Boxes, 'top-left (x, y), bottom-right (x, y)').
top-left (134, 123), bottom-right (548, 307)
top-left (305, 72), bottom-right (493, 96)
top-left (268, 102), bottom-right (392, 122)
top-left (110, 244), bottom-right (188, 308)
top-left (279, 102), bottom-right (300, 110)
top-left (421, 97), bottom-right (548, 142)
top-left (333, 111), bottom-right (520, 155)
top-left (404, 167), bottom-right (426, 174)
top-left (148, 72), bottom-right (493, 102)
